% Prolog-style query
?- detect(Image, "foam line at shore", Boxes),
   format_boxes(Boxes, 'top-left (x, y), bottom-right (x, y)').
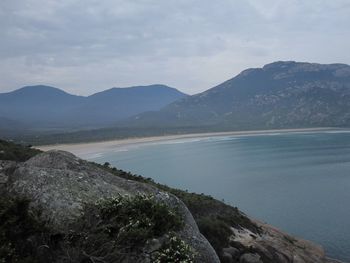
top-left (37, 127), bottom-right (341, 158)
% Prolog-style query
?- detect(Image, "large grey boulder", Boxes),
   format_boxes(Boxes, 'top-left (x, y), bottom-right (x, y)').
top-left (5, 150), bottom-right (219, 263)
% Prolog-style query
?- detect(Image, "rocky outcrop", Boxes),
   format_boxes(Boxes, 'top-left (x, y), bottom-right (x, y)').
top-left (1, 150), bottom-right (343, 263)
top-left (3, 150), bottom-right (219, 263)
top-left (220, 221), bottom-right (335, 263)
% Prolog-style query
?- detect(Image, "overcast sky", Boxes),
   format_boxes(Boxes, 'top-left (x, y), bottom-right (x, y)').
top-left (1, 0), bottom-right (350, 95)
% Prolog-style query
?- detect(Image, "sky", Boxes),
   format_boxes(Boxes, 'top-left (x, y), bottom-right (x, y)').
top-left (1, 0), bottom-right (350, 95)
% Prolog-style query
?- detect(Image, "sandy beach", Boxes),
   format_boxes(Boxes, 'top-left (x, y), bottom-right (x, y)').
top-left (37, 127), bottom-right (336, 158)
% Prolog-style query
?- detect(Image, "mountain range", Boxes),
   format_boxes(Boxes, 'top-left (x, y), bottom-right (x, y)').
top-left (1, 61), bottom-right (350, 141)
top-left (0, 84), bottom-right (187, 134)
top-left (123, 61), bottom-right (350, 130)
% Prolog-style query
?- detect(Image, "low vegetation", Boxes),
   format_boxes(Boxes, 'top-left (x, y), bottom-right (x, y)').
top-left (62, 194), bottom-right (189, 262)
top-left (0, 191), bottom-right (193, 263)
top-left (0, 194), bottom-right (52, 263)
top-left (153, 234), bottom-right (195, 263)
top-left (0, 139), bottom-right (41, 162)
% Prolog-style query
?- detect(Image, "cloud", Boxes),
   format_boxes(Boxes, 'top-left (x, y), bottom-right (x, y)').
top-left (0, 0), bottom-right (349, 95)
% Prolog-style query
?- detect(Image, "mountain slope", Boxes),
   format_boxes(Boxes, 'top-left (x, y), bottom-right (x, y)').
top-left (124, 61), bottom-right (350, 130)
top-left (0, 85), bottom-right (84, 128)
top-left (0, 117), bottom-right (29, 135)
top-left (70, 85), bottom-right (188, 126)
top-left (0, 84), bottom-right (187, 132)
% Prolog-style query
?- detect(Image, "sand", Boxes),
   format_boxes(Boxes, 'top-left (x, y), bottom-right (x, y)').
top-left (37, 127), bottom-right (335, 158)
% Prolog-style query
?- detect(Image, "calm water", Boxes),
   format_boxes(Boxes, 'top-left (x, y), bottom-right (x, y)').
top-left (88, 131), bottom-right (350, 261)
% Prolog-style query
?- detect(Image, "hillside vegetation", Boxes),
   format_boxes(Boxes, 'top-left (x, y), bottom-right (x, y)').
top-left (0, 139), bottom-right (41, 161)
top-left (123, 61), bottom-right (350, 130)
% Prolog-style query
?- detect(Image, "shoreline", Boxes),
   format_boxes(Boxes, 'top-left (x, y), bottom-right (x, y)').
top-left (37, 127), bottom-right (337, 157)
top-left (36, 127), bottom-right (349, 262)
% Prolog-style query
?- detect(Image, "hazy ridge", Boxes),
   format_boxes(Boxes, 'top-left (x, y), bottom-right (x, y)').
top-left (2, 61), bottom-right (350, 144)
top-left (0, 84), bottom-right (187, 134)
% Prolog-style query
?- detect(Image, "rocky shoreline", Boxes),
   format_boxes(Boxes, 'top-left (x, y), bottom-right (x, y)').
top-left (0, 150), bottom-right (344, 262)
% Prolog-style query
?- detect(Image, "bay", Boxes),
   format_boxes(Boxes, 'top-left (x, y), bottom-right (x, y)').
top-left (87, 131), bottom-right (350, 261)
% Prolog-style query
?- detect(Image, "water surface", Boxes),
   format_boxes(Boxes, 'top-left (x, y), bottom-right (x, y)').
top-left (88, 131), bottom-right (350, 261)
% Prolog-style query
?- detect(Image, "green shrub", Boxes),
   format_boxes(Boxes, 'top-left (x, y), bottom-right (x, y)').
top-left (152, 233), bottom-right (195, 263)
top-left (97, 194), bottom-right (183, 242)
top-left (0, 192), bottom-right (188, 263)
top-left (63, 194), bottom-right (185, 262)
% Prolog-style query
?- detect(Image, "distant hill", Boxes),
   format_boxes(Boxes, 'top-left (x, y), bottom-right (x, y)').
top-left (4, 61), bottom-right (350, 144)
top-left (69, 85), bottom-right (188, 127)
top-left (0, 117), bottom-right (30, 136)
top-left (123, 61), bottom-right (350, 130)
top-left (0, 85), bottom-right (84, 131)
top-left (0, 84), bottom-right (187, 133)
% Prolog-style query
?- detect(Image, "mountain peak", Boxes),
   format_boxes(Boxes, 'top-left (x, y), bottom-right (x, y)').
top-left (102, 84), bottom-right (183, 93)
top-left (262, 61), bottom-right (297, 70)
top-left (89, 84), bottom-right (187, 99)
top-left (262, 61), bottom-right (349, 72)
top-left (0, 84), bottom-right (188, 131)
top-left (236, 61), bottom-right (350, 81)
top-left (12, 85), bottom-right (70, 96)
